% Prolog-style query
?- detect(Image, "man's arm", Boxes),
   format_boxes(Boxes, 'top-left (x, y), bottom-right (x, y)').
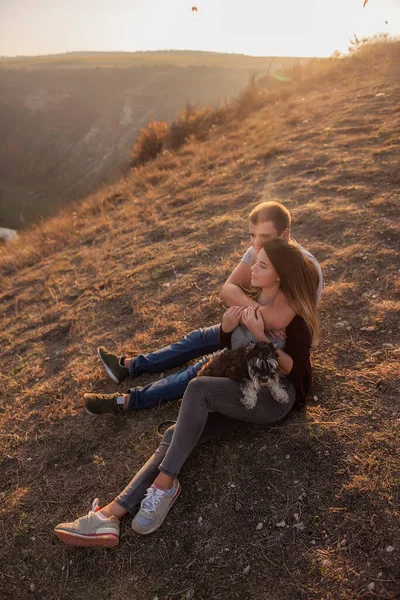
top-left (220, 262), bottom-right (260, 308)
top-left (220, 261), bottom-right (295, 330)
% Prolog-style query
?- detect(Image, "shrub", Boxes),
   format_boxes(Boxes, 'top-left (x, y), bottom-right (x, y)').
top-left (348, 33), bottom-right (371, 54)
top-left (131, 120), bottom-right (168, 166)
top-left (348, 33), bottom-right (398, 56)
top-left (234, 75), bottom-right (269, 119)
top-left (166, 103), bottom-right (224, 151)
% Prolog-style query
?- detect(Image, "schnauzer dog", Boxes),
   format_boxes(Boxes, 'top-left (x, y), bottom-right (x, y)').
top-left (197, 341), bottom-right (289, 409)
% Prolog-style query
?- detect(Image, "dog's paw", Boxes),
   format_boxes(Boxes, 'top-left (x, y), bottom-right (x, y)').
top-left (240, 380), bottom-right (258, 410)
top-left (269, 381), bottom-right (289, 404)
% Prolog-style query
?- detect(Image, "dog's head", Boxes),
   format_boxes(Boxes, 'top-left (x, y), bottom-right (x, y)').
top-left (245, 341), bottom-right (279, 385)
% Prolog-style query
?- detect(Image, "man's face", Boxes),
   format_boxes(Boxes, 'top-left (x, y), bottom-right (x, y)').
top-left (249, 220), bottom-right (288, 253)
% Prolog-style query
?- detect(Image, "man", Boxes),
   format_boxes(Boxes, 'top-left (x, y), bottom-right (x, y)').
top-left (84, 201), bottom-right (322, 415)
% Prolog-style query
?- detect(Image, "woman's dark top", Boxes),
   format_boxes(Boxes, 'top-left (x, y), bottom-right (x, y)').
top-left (219, 314), bottom-right (312, 409)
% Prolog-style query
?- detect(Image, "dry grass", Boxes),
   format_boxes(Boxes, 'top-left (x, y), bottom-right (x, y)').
top-left (131, 120), bottom-right (169, 166)
top-left (130, 79), bottom-right (273, 167)
top-left (0, 41), bottom-right (399, 600)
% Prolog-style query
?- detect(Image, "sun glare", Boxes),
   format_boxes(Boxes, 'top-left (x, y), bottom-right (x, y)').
top-left (0, 0), bottom-right (399, 57)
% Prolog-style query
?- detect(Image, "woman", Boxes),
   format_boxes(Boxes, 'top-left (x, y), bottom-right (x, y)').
top-left (54, 239), bottom-right (319, 547)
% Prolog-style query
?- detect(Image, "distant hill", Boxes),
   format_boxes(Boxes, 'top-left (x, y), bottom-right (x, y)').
top-left (0, 51), bottom-right (315, 229)
top-left (0, 49), bottom-right (314, 68)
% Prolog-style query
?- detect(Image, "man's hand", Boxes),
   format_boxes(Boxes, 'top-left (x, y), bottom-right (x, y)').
top-left (221, 306), bottom-right (243, 333)
top-left (241, 306), bottom-right (269, 341)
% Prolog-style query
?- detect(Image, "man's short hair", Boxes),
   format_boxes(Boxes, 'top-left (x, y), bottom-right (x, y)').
top-left (249, 201), bottom-right (291, 235)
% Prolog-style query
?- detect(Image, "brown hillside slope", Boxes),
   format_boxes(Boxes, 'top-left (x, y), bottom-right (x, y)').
top-left (0, 42), bottom-right (399, 600)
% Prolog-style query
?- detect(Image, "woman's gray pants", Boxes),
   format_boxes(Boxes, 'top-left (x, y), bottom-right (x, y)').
top-left (115, 376), bottom-right (295, 514)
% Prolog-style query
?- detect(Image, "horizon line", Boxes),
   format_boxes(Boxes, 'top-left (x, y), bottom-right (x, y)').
top-left (0, 48), bottom-right (325, 60)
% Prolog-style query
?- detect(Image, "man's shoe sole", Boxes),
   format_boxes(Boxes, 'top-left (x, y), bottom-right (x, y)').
top-left (97, 347), bottom-right (121, 384)
top-left (84, 406), bottom-right (122, 417)
top-left (54, 528), bottom-right (119, 548)
top-left (132, 482), bottom-right (182, 536)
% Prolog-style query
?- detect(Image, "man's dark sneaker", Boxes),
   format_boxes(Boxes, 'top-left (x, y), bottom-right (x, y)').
top-left (97, 346), bottom-right (129, 383)
top-left (84, 393), bottom-right (126, 416)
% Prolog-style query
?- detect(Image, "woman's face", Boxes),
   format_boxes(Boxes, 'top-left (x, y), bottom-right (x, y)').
top-left (251, 248), bottom-right (280, 289)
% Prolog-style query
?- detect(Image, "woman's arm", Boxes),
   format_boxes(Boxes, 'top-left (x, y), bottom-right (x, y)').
top-left (221, 262), bottom-right (295, 331)
top-left (274, 349), bottom-right (293, 375)
top-left (241, 308), bottom-right (310, 376)
top-left (283, 317), bottom-right (312, 387)
top-left (219, 306), bottom-right (243, 348)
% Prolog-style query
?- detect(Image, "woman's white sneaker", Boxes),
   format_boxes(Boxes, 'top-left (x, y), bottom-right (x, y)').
top-left (54, 499), bottom-right (120, 547)
top-left (132, 480), bottom-right (181, 535)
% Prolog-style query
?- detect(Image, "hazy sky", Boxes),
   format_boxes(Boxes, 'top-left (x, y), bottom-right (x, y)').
top-left (1, 0), bottom-right (399, 57)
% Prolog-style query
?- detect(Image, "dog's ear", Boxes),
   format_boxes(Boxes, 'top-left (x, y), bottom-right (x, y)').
top-left (255, 341), bottom-right (276, 355)
top-left (253, 342), bottom-right (265, 352)
top-left (244, 341), bottom-right (256, 357)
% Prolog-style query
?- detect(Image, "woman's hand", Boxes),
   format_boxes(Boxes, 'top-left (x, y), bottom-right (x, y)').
top-left (221, 306), bottom-right (243, 333)
top-left (241, 306), bottom-right (269, 341)
top-left (266, 327), bottom-right (287, 341)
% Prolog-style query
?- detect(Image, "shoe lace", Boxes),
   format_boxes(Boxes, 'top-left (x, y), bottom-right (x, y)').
top-left (141, 486), bottom-right (165, 515)
top-left (91, 498), bottom-right (100, 513)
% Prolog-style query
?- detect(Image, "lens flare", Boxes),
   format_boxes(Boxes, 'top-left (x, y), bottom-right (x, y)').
top-left (272, 72), bottom-right (292, 82)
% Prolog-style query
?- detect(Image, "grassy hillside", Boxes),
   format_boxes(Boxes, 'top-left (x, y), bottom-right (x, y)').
top-left (0, 41), bottom-right (399, 600)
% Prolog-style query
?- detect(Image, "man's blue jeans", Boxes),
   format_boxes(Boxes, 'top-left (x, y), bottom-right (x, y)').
top-left (127, 324), bottom-right (223, 410)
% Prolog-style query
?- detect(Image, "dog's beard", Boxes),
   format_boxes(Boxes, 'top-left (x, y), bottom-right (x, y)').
top-left (198, 342), bottom-right (289, 409)
top-left (248, 355), bottom-right (289, 404)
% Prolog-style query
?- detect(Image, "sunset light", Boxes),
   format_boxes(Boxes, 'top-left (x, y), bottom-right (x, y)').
top-left (1, 0), bottom-right (399, 591)
top-left (1, 0), bottom-right (399, 58)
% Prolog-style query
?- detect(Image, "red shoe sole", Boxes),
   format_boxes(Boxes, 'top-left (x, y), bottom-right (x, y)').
top-left (54, 529), bottom-right (119, 548)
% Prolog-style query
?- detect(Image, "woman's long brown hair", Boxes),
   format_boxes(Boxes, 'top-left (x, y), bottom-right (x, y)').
top-left (263, 239), bottom-right (320, 346)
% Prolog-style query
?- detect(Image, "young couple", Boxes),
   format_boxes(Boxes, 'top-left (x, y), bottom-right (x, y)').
top-left (54, 201), bottom-right (322, 547)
